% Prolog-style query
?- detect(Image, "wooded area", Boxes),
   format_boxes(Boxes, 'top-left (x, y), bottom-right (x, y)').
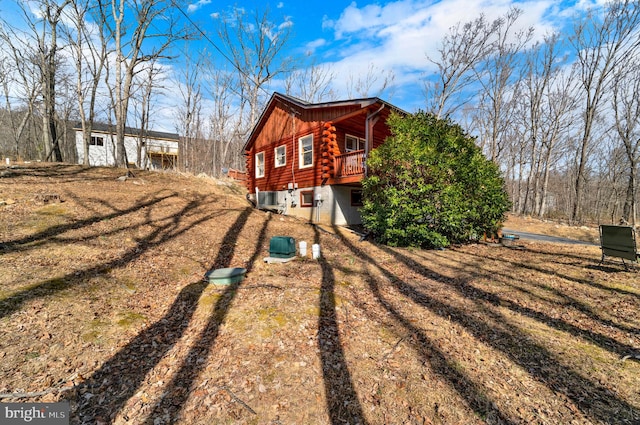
top-left (1, 0), bottom-right (639, 225)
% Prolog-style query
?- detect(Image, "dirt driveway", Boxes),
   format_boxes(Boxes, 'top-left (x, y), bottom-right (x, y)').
top-left (1, 163), bottom-right (639, 424)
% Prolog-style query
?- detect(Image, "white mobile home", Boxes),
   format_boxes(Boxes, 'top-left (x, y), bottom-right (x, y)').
top-left (74, 123), bottom-right (179, 170)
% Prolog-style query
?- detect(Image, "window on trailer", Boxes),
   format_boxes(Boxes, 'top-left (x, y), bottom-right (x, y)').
top-left (90, 135), bottom-right (104, 146)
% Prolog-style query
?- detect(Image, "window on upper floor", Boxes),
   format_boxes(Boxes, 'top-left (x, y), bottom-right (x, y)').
top-left (255, 152), bottom-right (265, 178)
top-left (345, 135), bottom-right (364, 152)
top-left (299, 134), bottom-right (313, 168)
top-left (275, 145), bottom-right (286, 168)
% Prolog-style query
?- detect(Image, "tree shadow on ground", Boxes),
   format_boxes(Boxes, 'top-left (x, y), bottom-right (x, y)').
top-left (0, 191), bottom-right (178, 256)
top-left (69, 207), bottom-right (253, 424)
top-left (0, 163), bottom-right (103, 181)
top-left (585, 263), bottom-right (638, 273)
top-left (0, 194), bottom-right (226, 320)
top-left (140, 210), bottom-right (269, 423)
top-left (459, 246), bottom-right (640, 300)
top-left (428, 249), bottom-right (640, 339)
top-left (373, 241), bottom-right (640, 424)
top-left (336, 232), bottom-right (515, 424)
top-left (315, 226), bottom-right (368, 425)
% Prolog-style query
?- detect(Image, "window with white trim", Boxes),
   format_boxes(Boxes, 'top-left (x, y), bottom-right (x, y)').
top-left (275, 145), bottom-right (286, 167)
top-left (90, 135), bottom-right (104, 146)
top-left (255, 152), bottom-right (265, 178)
top-left (299, 134), bottom-right (313, 168)
top-left (345, 135), bottom-right (364, 152)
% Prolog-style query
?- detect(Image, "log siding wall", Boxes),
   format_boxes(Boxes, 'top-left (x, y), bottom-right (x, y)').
top-left (245, 97), bottom-right (397, 194)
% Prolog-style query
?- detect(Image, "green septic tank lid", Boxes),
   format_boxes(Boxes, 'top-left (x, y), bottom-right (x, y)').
top-left (205, 267), bottom-right (247, 285)
top-left (269, 236), bottom-right (296, 258)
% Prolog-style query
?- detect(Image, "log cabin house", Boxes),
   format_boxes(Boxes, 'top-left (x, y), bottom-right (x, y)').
top-left (244, 92), bottom-right (405, 225)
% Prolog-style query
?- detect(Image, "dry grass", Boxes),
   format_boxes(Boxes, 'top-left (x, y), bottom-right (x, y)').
top-left (1, 163), bottom-right (639, 425)
top-left (504, 214), bottom-right (600, 244)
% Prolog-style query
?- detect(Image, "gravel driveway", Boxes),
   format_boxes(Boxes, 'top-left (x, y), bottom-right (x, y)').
top-left (501, 228), bottom-right (597, 246)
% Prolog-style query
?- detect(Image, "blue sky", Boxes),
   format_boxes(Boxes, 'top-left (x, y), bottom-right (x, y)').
top-left (0, 0), bottom-right (607, 132)
top-left (179, 0), bottom-right (604, 114)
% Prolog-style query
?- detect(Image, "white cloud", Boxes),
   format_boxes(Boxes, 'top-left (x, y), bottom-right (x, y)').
top-left (321, 15), bottom-right (335, 31)
top-left (279, 17), bottom-right (294, 31)
top-left (573, 0), bottom-right (609, 11)
top-left (187, 0), bottom-right (212, 14)
top-left (314, 0), bottom-right (573, 106)
top-left (303, 38), bottom-right (327, 55)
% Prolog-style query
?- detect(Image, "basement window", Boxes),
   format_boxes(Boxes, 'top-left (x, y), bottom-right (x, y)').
top-left (351, 190), bottom-right (363, 207)
top-left (300, 190), bottom-right (314, 207)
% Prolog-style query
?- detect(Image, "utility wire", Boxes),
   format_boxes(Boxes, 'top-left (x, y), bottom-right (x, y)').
top-left (170, 1), bottom-right (238, 72)
top-left (169, 0), bottom-right (272, 98)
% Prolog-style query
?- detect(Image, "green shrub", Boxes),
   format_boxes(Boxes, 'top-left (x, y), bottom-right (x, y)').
top-left (361, 111), bottom-right (510, 248)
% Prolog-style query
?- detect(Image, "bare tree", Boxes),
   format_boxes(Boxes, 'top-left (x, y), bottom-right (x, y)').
top-left (424, 14), bottom-right (497, 118)
top-left (207, 6), bottom-right (294, 177)
top-left (215, 6), bottom-right (294, 133)
top-left (56, 66), bottom-right (80, 162)
top-left (591, 135), bottom-right (628, 223)
top-left (284, 55), bottom-right (337, 103)
top-left (0, 26), bottom-right (40, 159)
top-left (63, 0), bottom-right (111, 166)
top-left (517, 32), bottom-right (575, 217)
top-left (475, 7), bottom-right (533, 163)
top-left (109, 0), bottom-right (190, 167)
top-left (518, 38), bottom-right (551, 214)
top-left (612, 59), bottom-right (640, 226)
top-left (206, 64), bottom-right (244, 175)
top-left (132, 61), bottom-right (164, 168)
top-left (536, 67), bottom-right (579, 219)
top-left (2, 0), bottom-right (70, 162)
top-left (345, 62), bottom-right (395, 99)
top-left (568, 0), bottom-right (640, 223)
top-left (34, 0), bottom-right (72, 162)
top-left (174, 51), bottom-right (204, 173)
top-left (174, 48), bottom-right (243, 177)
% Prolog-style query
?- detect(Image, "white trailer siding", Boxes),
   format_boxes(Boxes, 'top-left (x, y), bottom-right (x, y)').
top-left (74, 125), bottom-right (179, 169)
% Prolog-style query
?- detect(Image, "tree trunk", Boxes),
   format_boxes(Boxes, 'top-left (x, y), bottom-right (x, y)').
top-left (622, 161), bottom-right (636, 225)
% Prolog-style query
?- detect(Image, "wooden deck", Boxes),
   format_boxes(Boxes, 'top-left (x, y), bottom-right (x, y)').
top-left (325, 151), bottom-right (365, 185)
top-left (335, 150), bottom-right (364, 177)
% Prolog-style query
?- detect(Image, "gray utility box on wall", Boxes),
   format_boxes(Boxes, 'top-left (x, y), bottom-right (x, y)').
top-left (269, 236), bottom-right (296, 258)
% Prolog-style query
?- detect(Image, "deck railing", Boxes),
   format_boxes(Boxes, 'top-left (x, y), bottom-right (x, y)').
top-left (334, 150), bottom-right (365, 178)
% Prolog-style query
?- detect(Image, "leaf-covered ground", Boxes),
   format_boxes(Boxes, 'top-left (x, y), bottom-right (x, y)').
top-left (1, 163), bottom-right (639, 424)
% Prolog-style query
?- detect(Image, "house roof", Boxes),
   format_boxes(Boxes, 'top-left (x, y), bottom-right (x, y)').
top-left (243, 92), bottom-right (406, 151)
top-left (73, 122), bottom-right (180, 141)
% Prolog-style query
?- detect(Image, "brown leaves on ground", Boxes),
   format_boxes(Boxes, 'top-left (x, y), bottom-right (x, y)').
top-left (1, 163), bottom-right (639, 424)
